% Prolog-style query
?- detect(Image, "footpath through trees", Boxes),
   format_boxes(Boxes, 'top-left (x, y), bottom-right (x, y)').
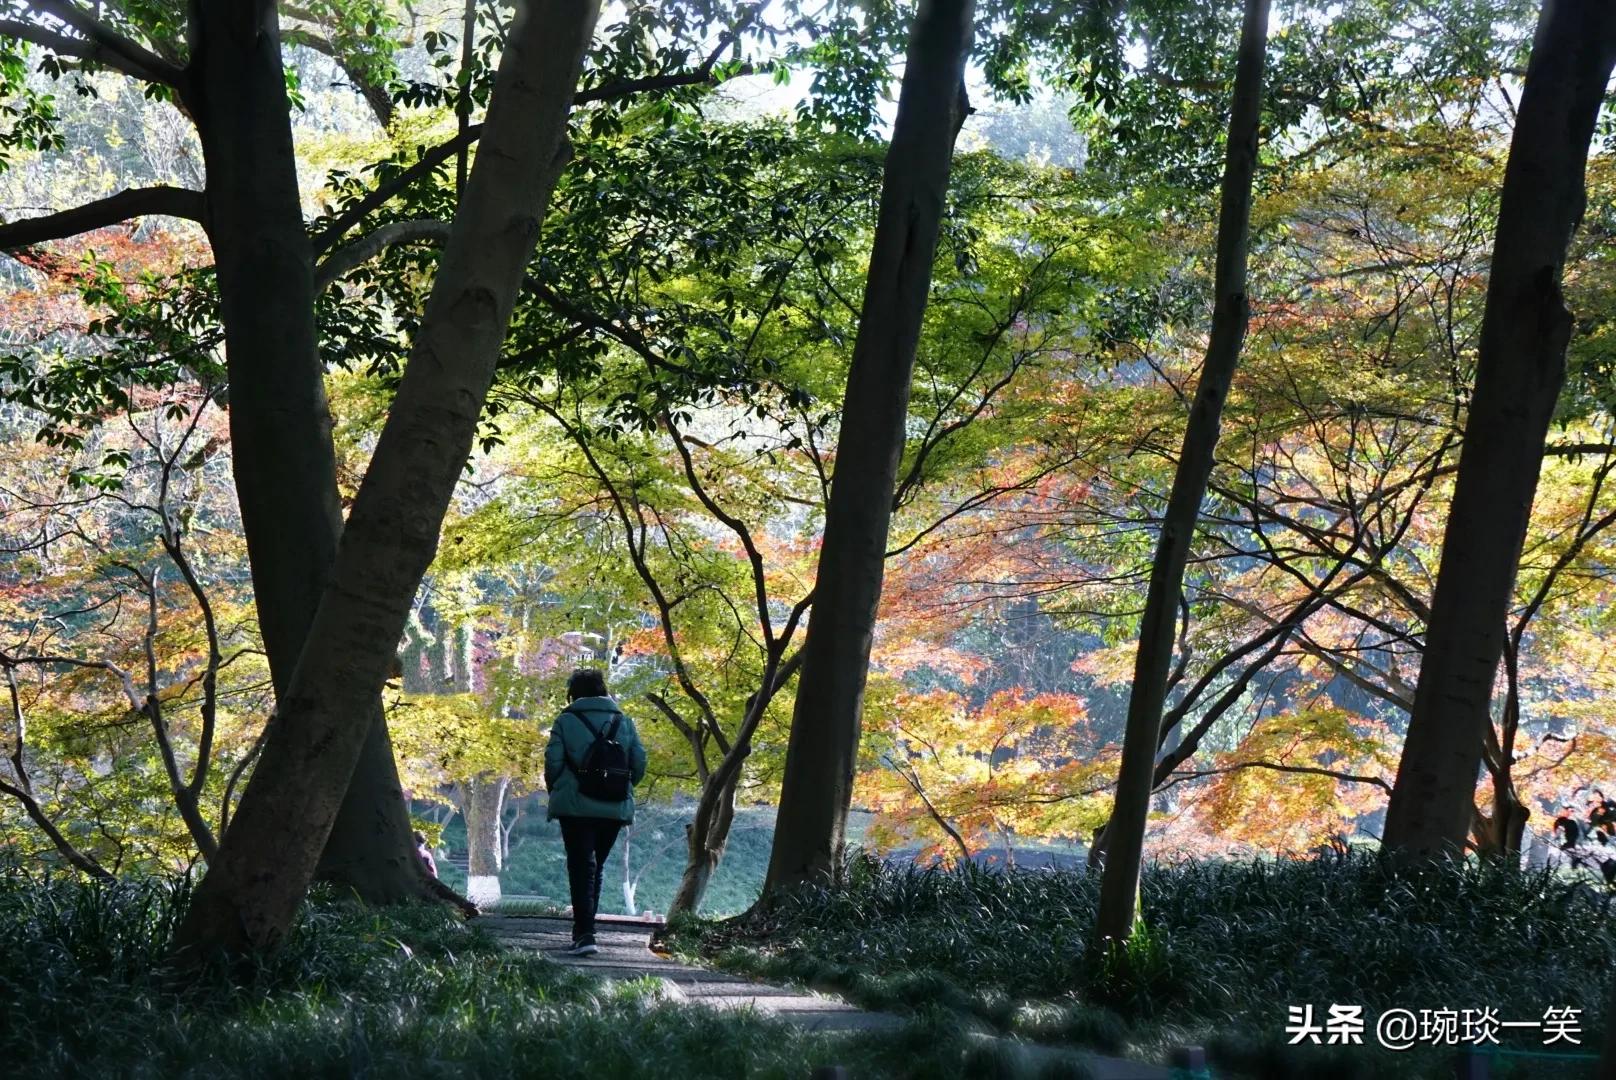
top-left (478, 911), bottom-right (1174, 1080)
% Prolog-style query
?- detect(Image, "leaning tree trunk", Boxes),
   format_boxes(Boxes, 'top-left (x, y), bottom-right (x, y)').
top-left (763, 0), bottom-right (976, 897)
top-left (671, 765), bottom-right (741, 916)
top-left (172, 0), bottom-right (601, 957)
top-left (1093, 0), bottom-right (1271, 947)
top-left (188, 0), bottom-right (432, 904)
top-left (1382, 0), bottom-right (1616, 860)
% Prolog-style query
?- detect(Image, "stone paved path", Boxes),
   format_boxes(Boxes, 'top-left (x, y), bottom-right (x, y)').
top-left (477, 914), bottom-right (1172, 1079)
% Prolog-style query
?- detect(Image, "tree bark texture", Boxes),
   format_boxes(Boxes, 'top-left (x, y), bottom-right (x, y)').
top-left (186, 1), bottom-right (435, 904)
top-left (762, 0), bottom-right (975, 897)
top-left (464, 774), bottom-right (509, 878)
top-left (313, 704), bottom-right (440, 899)
top-left (1381, 0), bottom-right (1616, 860)
top-left (173, 0), bottom-right (601, 956)
top-left (1093, 0), bottom-right (1270, 946)
top-left (186, 0), bottom-right (343, 685)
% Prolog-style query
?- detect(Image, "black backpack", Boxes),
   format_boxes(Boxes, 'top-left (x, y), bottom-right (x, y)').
top-left (565, 708), bottom-right (633, 802)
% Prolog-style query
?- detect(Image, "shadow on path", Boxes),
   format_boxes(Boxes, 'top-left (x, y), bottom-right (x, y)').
top-left (477, 914), bottom-right (1172, 1079)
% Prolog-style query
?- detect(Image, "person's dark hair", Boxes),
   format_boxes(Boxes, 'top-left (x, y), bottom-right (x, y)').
top-left (567, 668), bottom-right (609, 701)
top-left (412, 830), bottom-right (427, 845)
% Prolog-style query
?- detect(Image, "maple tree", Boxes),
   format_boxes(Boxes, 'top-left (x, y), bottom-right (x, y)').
top-left (0, 383), bottom-right (270, 877)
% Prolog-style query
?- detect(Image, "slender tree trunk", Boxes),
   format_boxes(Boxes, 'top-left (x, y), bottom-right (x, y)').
top-left (621, 826), bottom-right (636, 914)
top-left (1382, 0), bottom-right (1616, 860)
top-left (763, 0), bottom-right (975, 896)
top-left (1093, 0), bottom-right (1271, 947)
top-left (672, 767), bottom-right (740, 916)
top-left (172, 0), bottom-right (601, 956)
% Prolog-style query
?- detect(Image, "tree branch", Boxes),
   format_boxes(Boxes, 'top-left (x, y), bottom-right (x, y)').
top-left (0, 662), bottom-right (113, 878)
top-left (884, 753), bottom-right (971, 861)
top-left (0, 1), bottom-right (184, 87)
top-left (1165, 759), bottom-right (1392, 793)
top-left (311, 128), bottom-right (482, 256)
top-left (280, 27), bottom-right (395, 127)
top-left (313, 218), bottom-right (450, 292)
top-left (310, 33), bottom-right (754, 256)
top-left (0, 186), bottom-right (204, 252)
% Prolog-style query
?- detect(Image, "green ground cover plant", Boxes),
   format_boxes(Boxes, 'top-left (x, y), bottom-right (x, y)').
top-left (671, 853), bottom-right (1616, 1078)
top-left (0, 859), bottom-right (1087, 1080)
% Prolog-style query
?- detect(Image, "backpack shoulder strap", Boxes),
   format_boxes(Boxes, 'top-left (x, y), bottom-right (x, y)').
top-left (604, 713), bottom-right (622, 740)
top-left (560, 707), bottom-right (605, 773)
top-left (564, 706), bottom-right (602, 739)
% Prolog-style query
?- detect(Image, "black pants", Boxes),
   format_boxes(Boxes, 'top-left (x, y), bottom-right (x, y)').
top-left (559, 816), bottom-right (622, 942)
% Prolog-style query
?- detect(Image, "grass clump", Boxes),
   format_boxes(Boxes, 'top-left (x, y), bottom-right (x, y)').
top-left (0, 858), bottom-right (1049, 1079)
top-left (670, 852), bottom-right (1616, 1077)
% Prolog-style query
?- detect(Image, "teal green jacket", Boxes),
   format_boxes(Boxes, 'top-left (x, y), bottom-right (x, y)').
top-left (544, 696), bottom-right (647, 823)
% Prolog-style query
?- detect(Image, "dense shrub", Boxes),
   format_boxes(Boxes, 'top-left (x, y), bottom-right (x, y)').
top-left (0, 859), bottom-right (1023, 1079)
top-left (676, 853), bottom-right (1616, 1078)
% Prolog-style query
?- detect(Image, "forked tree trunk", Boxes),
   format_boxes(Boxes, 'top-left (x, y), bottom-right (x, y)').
top-left (172, 0), bottom-right (601, 956)
top-left (313, 705), bottom-right (436, 897)
top-left (1470, 779), bottom-right (1528, 861)
top-left (1093, 0), bottom-right (1271, 947)
top-left (1382, 0), bottom-right (1616, 860)
top-left (671, 767), bottom-right (740, 916)
top-left (501, 798), bottom-right (524, 862)
top-left (188, 0), bottom-right (429, 904)
top-left (763, 0), bottom-right (975, 897)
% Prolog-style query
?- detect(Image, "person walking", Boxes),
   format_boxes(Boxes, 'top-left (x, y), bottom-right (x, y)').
top-left (544, 668), bottom-right (647, 955)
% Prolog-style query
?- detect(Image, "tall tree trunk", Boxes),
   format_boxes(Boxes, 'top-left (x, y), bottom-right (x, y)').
top-left (672, 766), bottom-right (740, 916)
top-left (173, 0), bottom-right (601, 957)
top-left (186, 3), bottom-right (340, 686)
top-left (187, 0), bottom-right (430, 904)
top-left (466, 780), bottom-right (507, 875)
top-left (1381, 0), bottom-right (1616, 860)
top-left (762, 0), bottom-right (975, 897)
top-left (1093, 0), bottom-right (1270, 947)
